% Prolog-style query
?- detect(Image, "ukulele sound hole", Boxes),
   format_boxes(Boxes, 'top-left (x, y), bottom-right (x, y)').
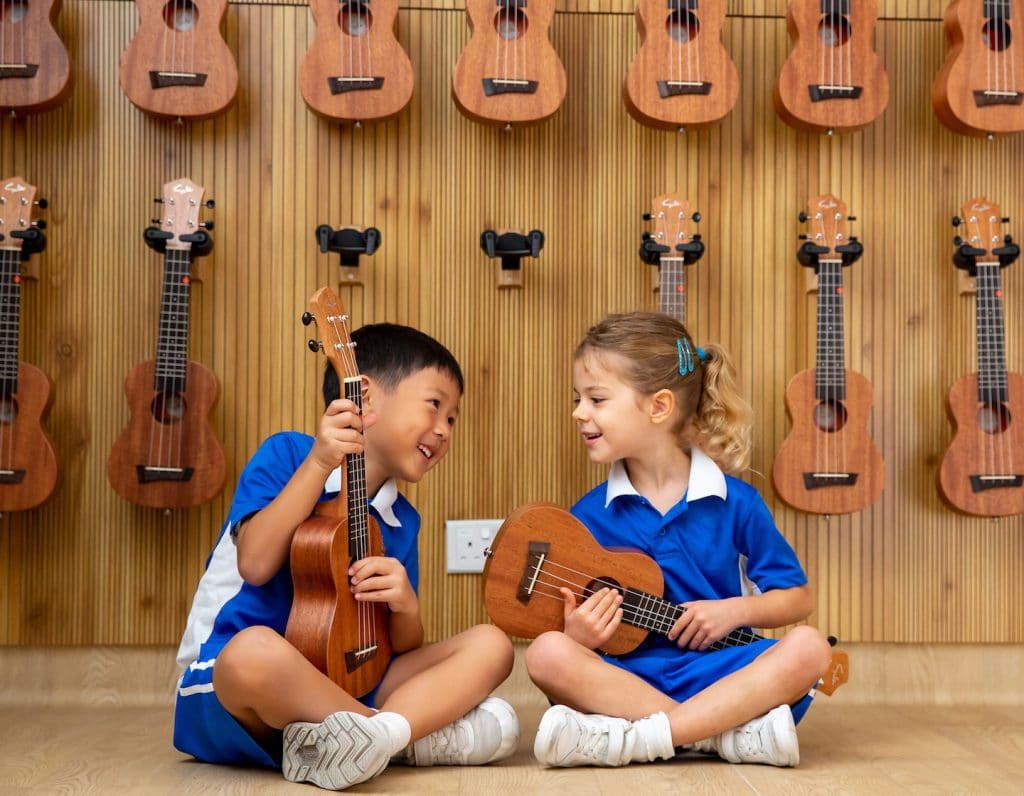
top-left (1, 1), bottom-right (28, 25)
top-left (983, 20), bottom-right (1012, 52)
top-left (666, 10), bottom-right (699, 43)
top-left (818, 15), bottom-right (851, 48)
top-left (0, 396), bottom-right (17, 424)
top-left (151, 391), bottom-right (187, 425)
top-left (977, 402), bottom-right (1011, 434)
top-left (582, 577), bottom-right (622, 600)
top-left (162, 0), bottom-right (198, 32)
top-left (813, 400), bottom-right (847, 433)
top-left (340, 3), bottom-right (372, 36)
top-left (493, 9), bottom-right (527, 41)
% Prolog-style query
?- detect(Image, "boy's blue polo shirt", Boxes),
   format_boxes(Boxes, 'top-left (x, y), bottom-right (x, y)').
top-left (570, 448), bottom-right (814, 721)
top-left (173, 431), bottom-right (421, 766)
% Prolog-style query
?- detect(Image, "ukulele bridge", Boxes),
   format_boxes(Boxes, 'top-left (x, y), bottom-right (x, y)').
top-left (483, 78), bottom-right (538, 96)
top-left (517, 541), bottom-right (550, 604)
top-left (329, 76), bottom-right (385, 94)
top-left (0, 469), bottom-right (26, 484)
top-left (657, 80), bottom-right (712, 98)
top-left (803, 472), bottom-right (858, 489)
top-left (344, 644), bottom-right (379, 673)
top-left (136, 465), bottom-right (195, 483)
top-left (808, 85), bottom-right (862, 102)
top-left (969, 474), bottom-right (1024, 492)
top-left (0, 65), bottom-right (39, 79)
top-left (973, 90), bottom-right (1024, 107)
top-left (149, 71), bottom-right (208, 89)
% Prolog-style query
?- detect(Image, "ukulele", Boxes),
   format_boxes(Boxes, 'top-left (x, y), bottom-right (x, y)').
top-left (483, 502), bottom-right (849, 695)
top-left (0, 177), bottom-right (57, 512)
top-left (772, 194), bottom-right (884, 514)
top-left (0, 0), bottom-right (72, 114)
top-left (299, 0), bottom-right (414, 122)
top-left (623, 0), bottom-right (738, 130)
top-left (107, 178), bottom-right (225, 509)
top-left (932, 0), bottom-right (1024, 136)
top-left (639, 193), bottom-right (704, 325)
top-left (285, 286), bottom-right (391, 698)
top-left (773, 0), bottom-right (889, 133)
top-left (938, 198), bottom-right (1024, 515)
top-left (452, 0), bottom-right (567, 126)
top-left (118, 0), bottom-right (238, 119)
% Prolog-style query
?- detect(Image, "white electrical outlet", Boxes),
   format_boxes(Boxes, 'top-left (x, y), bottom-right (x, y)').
top-left (445, 519), bottom-right (502, 573)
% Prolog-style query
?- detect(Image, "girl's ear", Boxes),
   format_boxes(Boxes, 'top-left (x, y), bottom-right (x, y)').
top-left (648, 388), bottom-right (676, 425)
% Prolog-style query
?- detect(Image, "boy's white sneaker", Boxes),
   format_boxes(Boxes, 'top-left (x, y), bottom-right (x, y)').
top-left (716, 705), bottom-right (800, 767)
top-left (533, 705), bottom-right (634, 767)
top-left (282, 711), bottom-right (392, 790)
top-left (394, 696), bottom-right (520, 766)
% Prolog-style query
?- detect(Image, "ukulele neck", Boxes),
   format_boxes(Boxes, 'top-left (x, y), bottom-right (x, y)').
top-left (975, 261), bottom-right (1009, 402)
top-left (815, 259), bottom-right (846, 401)
top-left (154, 247), bottom-right (193, 394)
top-left (658, 257), bottom-right (687, 326)
top-left (0, 248), bottom-right (21, 397)
top-left (343, 375), bottom-right (372, 560)
top-left (621, 587), bottom-right (763, 649)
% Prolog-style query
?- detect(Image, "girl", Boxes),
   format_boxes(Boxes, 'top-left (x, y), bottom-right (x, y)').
top-left (526, 312), bottom-right (832, 768)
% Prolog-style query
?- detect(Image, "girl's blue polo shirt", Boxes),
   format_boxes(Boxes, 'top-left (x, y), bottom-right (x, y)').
top-left (173, 431), bottom-right (421, 767)
top-left (571, 448), bottom-right (814, 721)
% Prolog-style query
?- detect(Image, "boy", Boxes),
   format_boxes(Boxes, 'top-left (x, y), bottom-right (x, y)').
top-left (174, 323), bottom-right (518, 790)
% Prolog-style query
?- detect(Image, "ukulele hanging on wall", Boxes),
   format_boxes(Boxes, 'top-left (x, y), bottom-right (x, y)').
top-left (452, 0), bottom-right (567, 126)
top-left (0, 177), bottom-right (58, 513)
top-left (108, 178), bottom-right (225, 510)
top-left (932, 0), bottom-right (1024, 136)
top-left (119, 0), bottom-right (238, 119)
top-left (772, 194), bottom-right (884, 515)
top-left (0, 0), bottom-right (72, 114)
top-left (299, 0), bottom-right (414, 123)
top-left (938, 198), bottom-right (1024, 516)
top-left (774, 0), bottom-right (889, 133)
top-left (638, 193), bottom-right (704, 325)
top-left (623, 0), bottom-right (739, 130)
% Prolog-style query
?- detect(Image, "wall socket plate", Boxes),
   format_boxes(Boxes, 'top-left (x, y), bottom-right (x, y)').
top-left (445, 519), bottom-right (502, 573)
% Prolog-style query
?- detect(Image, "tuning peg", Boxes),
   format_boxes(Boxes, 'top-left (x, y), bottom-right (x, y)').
top-left (205, 199), bottom-right (215, 209)
top-left (798, 211), bottom-right (809, 222)
top-left (307, 339), bottom-right (322, 353)
top-left (797, 234), bottom-right (808, 240)
top-left (847, 216), bottom-right (857, 222)
top-left (34, 198), bottom-right (47, 209)
top-left (1002, 217), bottom-right (1010, 223)
top-left (952, 215), bottom-right (962, 227)
top-left (692, 211), bottom-right (702, 223)
top-left (301, 311), bottom-right (314, 326)
top-left (154, 197), bottom-right (164, 204)
top-left (201, 220), bottom-right (215, 231)
top-left (1006, 235), bottom-right (1014, 244)
top-left (642, 212), bottom-right (653, 221)
top-left (641, 231), bottom-right (652, 240)
top-left (31, 219), bottom-right (47, 229)
top-left (953, 235), bottom-right (963, 246)
top-left (151, 217), bottom-right (163, 225)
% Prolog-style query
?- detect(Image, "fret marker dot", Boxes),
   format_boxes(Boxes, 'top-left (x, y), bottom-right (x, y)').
top-left (996, 289), bottom-right (1002, 298)
top-left (13, 275), bottom-right (21, 284)
top-left (676, 284), bottom-right (685, 293)
top-left (181, 276), bottom-right (190, 285)
top-left (836, 287), bottom-right (843, 294)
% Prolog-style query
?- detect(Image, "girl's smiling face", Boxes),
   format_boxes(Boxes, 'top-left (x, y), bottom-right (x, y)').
top-left (572, 352), bottom-right (657, 465)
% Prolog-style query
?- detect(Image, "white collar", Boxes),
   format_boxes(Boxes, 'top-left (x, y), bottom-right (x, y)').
top-left (324, 470), bottom-right (402, 527)
top-left (604, 447), bottom-right (728, 507)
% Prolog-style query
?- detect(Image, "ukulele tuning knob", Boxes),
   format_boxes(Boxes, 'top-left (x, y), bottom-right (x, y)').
top-left (34, 198), bottom-right (47, 209)
top-left (201, 220), bottom-right (215, 231)
top-left (301, 311), bottom-right (315, 326)
top-left (307, 339), bottom-right (322, 353)
top-left (798, 211), bottom-right (809, 223)
top-left (641, 231), bottom-right (652, 240)
top-left (847, 216), bottom-right (857, 222)
top-left (797, 234), bottom-right (808, 240)
top-left (1002, 217), bottom-right (1011, 223)
top-left (205, 200), bottom-right (216, 209)
top-left (32, 219), bottom-right (47, 230)
top-left (642, 212), bottom-right (653, 221)
top-left (953, 235), bottom-right (963, 246)
top-left (154, 197), bottom-right (164, 204)
top-left (692, 212), bottom-right (702, 223)
top-left (952, 216), bottom-right (962, 227)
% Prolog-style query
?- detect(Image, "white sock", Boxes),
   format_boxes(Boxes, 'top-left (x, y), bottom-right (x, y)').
top-left (629, 712), bottom-right (675, 762)
top-left (372, 711), bottom-right (412, 756)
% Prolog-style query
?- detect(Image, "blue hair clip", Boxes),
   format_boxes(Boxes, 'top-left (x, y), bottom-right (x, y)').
top-left (696, 346), bottom-right (708, 363)
top-left (677, 339), bottom-right (695, 375)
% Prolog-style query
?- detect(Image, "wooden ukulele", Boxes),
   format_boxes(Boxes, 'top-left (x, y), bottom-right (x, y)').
top-left (0, 0), bottom-right (72, 114)
top-left (623, 0), bottom-right (738, 130)
top-left (772, 194), bottom-right (884, 514)
top-left (483, 502), bottom-right (849, 695)
top-left (939, 198), bottom-right (1024, 515)
top-left (0, 177), bottom-right (57, 512)
top-left (452, 0), bottom-right (567, 126)
top-left (119, 0), bottom-right (238, 119)
top-left (774, 0), bottom-right (889, 133)
top-left (299, 0), bottom-right (413, 122)
top-left (285, 286), bottom-right (391, 698)
top-left (108, 178), bottom-right (225, 509)
top-left (639, 193), bottom-right (704, 325)
top-left (932, 0), bottom-right (1024, 136)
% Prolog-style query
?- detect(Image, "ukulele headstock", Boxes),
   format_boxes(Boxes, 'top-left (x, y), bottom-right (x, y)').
top-left (817, 647), bottom-right (850, 696)
top-left (798, 193), bottom-right (863, 270)
top-left (641, 194), bottom-right (702, 266)
top-left (156, 178), bottom-right (213, 253)
top-left (954, 197), bottom-right (1018, 269)
top-left (0, 177), bottom-right (46, 257)
top-left (303, 286), bottom-right (359, 382)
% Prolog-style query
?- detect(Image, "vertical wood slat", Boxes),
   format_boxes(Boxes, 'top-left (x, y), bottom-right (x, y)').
top-left (0, 2), bottom-right (1022, 647)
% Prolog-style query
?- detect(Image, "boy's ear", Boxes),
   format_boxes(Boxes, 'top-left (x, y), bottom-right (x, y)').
top-left (648, 388), bottom-right (676, 424)
top-left (360, 374), bottom-right (373, 405)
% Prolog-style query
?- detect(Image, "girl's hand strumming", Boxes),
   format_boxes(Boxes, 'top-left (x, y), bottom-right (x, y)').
top-left (560, 586), bottom-right (623, 650)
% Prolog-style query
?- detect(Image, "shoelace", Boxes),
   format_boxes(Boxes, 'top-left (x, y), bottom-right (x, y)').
top-left (733, 721), bottom-right (769, 759)
top-left (428, 720), bottom-right (472, 764)
top-left (567, 718), bottom-right (620, 763)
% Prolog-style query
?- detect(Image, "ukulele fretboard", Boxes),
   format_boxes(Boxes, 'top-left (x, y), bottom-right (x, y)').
top-left (621, 587), bottom-right (762, 650)
top-left (343, 376), bottom-right (372, 560)
top-left (0, 249), bottom-right (21, 395)
top-left (154, 248), bottom-right (193, 394)
top-left (975, 263), bottom-right (1009, 402)
top-left (815, 259), bottom-right (847, 400)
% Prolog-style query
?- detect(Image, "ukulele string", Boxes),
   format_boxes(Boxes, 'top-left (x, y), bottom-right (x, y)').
top-left (523, 576), bottom-right (681, 635)
top-left (0, 250), bottom-right (12, 474)
top-left (365, 0), bottom-right (373, 83)
top-left (173, 250), bottom-right (190, 472)
top-left (844, 0), bottom-right (852, 95)
top-left (981, 262), bottom-right (997, 480)
top-left (693, 5), bottom-right (702, 91)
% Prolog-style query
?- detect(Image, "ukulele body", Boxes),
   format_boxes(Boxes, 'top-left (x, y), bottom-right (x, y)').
top-left (773, 368), bottom-right (884, 514)
top-left (932, 0), bottom-right (1024, 136)
top-left (773, 0), bottom-right (888, 133)
top-left (108, 359), bottom-right (226, 509)
top-left (483, 502), bottom-right (661, 656)
top-left (299, 0), bottom-right (413, 122)
top-left (119, 0), bottom-right (238, 119)
top-left (623, 0), bottom-right (738, 130)
top-left (286, 510), bottom-right (392, 697)
top-left (0, 0), bottom-right (72, 113)
top-left (939, 372), bottom-right (1024, 516)
top-left (0, 362), bottom-right (58, 512)
top-left (452, 0), bottom-right (566, 126)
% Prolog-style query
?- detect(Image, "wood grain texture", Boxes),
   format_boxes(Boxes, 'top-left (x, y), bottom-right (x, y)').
top-left (0, 1), bottom-right (1022, 651)
top-left (0, 363), bottom-right (59, 512)
top-left (0, 0), bottom-right (72, 114)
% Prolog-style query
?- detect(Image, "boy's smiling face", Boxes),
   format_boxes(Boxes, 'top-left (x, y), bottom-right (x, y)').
top-left (363, 366), bottom-right (461, 491)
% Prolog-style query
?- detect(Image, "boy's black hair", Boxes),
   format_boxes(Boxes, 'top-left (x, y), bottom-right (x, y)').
top-left (323, 322), bottom-right (465, 407)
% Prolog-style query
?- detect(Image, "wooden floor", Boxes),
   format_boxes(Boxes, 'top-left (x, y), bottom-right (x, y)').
top-left (2, 699), bottom-right (1023, 794)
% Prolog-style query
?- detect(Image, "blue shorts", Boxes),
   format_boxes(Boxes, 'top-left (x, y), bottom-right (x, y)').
top-left (602, 637), bottom-right (815, 723)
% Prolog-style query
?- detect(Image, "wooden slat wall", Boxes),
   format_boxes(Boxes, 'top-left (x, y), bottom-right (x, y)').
top-left (0, 1), bottom-right (1022, 647)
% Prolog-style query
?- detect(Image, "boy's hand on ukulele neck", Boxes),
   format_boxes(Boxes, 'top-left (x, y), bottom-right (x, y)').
top-left (668, 598), bottom-right (742, 651)
top-left (349, 556), bottom-right (418, 614)
top-left (560, 587), bottom-right (623, 650)
top-left (310, 399), bottom-right (377, 473)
